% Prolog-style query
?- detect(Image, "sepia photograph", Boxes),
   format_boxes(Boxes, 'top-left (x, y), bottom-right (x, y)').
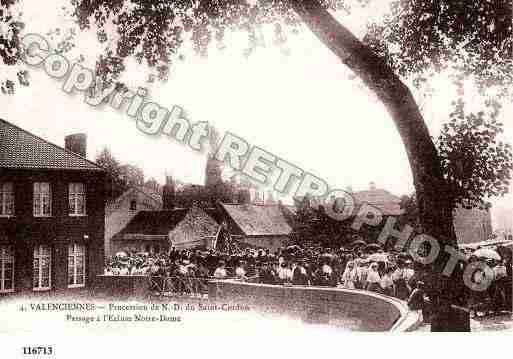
top-left (1, 0), bottom-right (512, 357)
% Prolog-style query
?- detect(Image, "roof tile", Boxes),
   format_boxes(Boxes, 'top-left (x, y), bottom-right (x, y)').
top-left (0, 119), bottom-right (103, 171)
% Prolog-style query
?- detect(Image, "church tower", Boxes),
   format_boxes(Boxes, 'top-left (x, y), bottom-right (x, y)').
top-left (162, 175), bottom-right (176, 210)
top-left (205, 156), bottom-right (223, 187)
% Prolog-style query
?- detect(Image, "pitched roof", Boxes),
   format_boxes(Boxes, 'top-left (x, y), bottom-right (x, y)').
top-left (120, 209), bottom-right (189, 236)
top-left (220, 203), bottom-right (293, 236)
top-left (352, 188), bottom-right (403, 216)
top-left (106, 186), bottom-right (162, 214)
top-left (168, 207), bottom-right (220, 246)
top-left (0, 118), bottom-right (103, 171)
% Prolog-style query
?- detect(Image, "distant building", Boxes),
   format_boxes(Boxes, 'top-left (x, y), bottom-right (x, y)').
top-left (454, 206), bottom-right (493, 245)
top-left (352, 183), bottom-right (403, 217)
top-left (0, 119), bottom-right (106, 295)
top-left (110, 206), bottom-right (220, 254)
top-left (104, 187), bottom-right (162, 258)
top-left (219, 203), bottom-right (295, 252)
top-left (354, 183), bottom-right (492, 245)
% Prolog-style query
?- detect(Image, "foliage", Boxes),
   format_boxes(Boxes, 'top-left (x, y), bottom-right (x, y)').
top-left (95, 146), bottom-right (147, 200)
top-left (364, 0), bottom-right (512, 98)
top-left (0, 0), bottom-right (28, 93)
top-left (437, 99), bottom-right (513, 210)
top-left (398, 194), bottom-right (420, 229)
top-left (2, 0), bottom-right (512, 100)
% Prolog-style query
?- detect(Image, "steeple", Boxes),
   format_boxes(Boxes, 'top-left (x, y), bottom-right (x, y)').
top-left (162, 175), bottom-right (176, 210)
top-left (205, 156), bottom-right (222, 187)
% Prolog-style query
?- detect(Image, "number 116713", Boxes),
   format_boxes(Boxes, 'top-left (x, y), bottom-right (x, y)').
top-left (22, 346), bottom-right (53, 355)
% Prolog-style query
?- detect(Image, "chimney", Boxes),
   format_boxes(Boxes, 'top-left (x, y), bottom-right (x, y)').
top-left (238, 188), bottom-right (251, 204)
top-left (65, 133), bottom-right (87, 158)
top-left (162, 176), bottom-right (175, 210)
top-left (369, 182), bottom-right (377, 191)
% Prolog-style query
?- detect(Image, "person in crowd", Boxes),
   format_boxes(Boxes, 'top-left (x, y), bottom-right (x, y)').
top-left (366, 262), bottom-right (382, 293)
top-left (355, 260), bottom-right (368, 290)
top-left (277, 261), bottom-right (293, 284)
top-left (259, 261), bottom-right (278, 284)
top-left (213, 260), bottom-right (228, 279)
top-left (380, 266), bottom-right (395, 296)
top-left (393, 260), bottom-right (411, 300)
top-left (407, 281), bottom-right (426, 322)
top-left (235, 260), bottom-right (247, 281)
top-left (341, 261), bottom-right (357, 289)
top-left (292, 259), bottom-right (309, 286)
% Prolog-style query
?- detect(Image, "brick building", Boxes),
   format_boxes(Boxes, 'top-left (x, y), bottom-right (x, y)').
top-left (105, 187), bottom-right (162, 258)
top-left (0, 119), bottom-right (106, 296)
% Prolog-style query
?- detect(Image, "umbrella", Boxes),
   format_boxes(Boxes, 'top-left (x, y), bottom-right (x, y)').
top-left (503, 241), bottom-right (513, 249)
top-left (364, 243), bottom-right (382, 252)
top-left (368, 253), bottom-right (389, 262)
top-left (496, 246), bottom-right (512, 261)
top-left (473, 248), bottom-right (501, 261)
top-left (351, 240), bottom-right (367, 247)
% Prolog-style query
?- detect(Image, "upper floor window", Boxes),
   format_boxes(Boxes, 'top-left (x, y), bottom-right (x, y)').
top-left (34, 182), bottom-right (51, 217)
top-left (69, 183), bottom-right (86, 216)
top-left (0, 183), bottom-right (14, 216)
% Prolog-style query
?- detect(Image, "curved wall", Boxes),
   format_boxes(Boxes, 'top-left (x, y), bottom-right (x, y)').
top-left (208, 280), bottom-right (420, 332)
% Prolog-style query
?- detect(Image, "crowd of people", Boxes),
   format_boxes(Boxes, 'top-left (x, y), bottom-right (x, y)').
top-left (104, 241), bottom-right (512, 319)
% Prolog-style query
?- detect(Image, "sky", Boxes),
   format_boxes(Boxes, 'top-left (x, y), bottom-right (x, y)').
top-left (1, 0), bottom-right (512, 229)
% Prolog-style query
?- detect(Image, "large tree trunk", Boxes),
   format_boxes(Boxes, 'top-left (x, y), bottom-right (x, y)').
top-left (291, 1), bottom-right (466, 331)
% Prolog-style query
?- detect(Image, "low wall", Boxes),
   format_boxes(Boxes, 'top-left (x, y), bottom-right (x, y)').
top-left (208, 280), bottom-right (420, 332)
top-left (93, 275), bottom-right (150, 299)
top-left (92, 275), bottom-right (420, 331)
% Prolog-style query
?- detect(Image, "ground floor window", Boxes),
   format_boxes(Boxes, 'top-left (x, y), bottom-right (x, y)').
top-left (0, 246), bottom-right (14, 293)
top-left (68, 243), bottom-right (86, 288)
top-left (33, 245), bottom-right (51, 291)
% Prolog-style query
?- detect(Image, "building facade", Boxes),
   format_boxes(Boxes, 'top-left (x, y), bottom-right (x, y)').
top-left (219, 203), bottom-right (295, 252)
top-left (105, 187), bottom-right (162, 258)
top-left (0, 119), bottom-right (106, 296)
top-left (110, 206), bottom-right (220, 254)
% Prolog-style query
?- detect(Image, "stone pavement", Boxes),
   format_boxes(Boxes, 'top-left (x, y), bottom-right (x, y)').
top-left (470, 313), bottom-right (513, 331)
top-left (417, 313), bottom-right (513, 332)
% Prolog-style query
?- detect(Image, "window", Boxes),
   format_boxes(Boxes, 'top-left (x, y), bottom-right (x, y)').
top-left (0, 183), bottom-right (14, 216)
top-left (0, 246), bottom-right (14, 293)
top-left (34, 182), bottom-right (51, 217)
top-left (69, 183), bottom-right (86, 216)
top-left (129, 199), bottom-right (137, 211)
top-left (33, 245), bottom-right (51, 291)
top-left (68, 244), bottom-right (85, 288)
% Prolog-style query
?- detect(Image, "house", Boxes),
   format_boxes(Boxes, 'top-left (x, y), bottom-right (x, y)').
top-left (453, 206), bottom-right (493, 245)
top-left (110, 206), bottom-right (220, 254)
top-left (352, 182), bottom-right (403, 216)
top-left (219, 203), bottom-right (294, 252)
top-left (354, 183), bottom-right (492, 244)
top-left (105, 187), bottom-right (162, 258)
top-left (0, 119), bottom-right (106, 295)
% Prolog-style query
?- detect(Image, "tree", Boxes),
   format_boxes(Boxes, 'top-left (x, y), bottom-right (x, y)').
top-left (119, 164), bottom-right (145, 188)
top-left (437, 99), bottom-right (512, 211)
top-left (95, 147), bottom-right (127, 200)
top-left (95, 147), bottom-right (147, 200)
top-left (0, 0), bottom-right (28, 93)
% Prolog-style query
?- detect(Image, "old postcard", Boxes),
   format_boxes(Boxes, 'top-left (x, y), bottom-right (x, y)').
top-left (1, 0), bottom-right (512, 358)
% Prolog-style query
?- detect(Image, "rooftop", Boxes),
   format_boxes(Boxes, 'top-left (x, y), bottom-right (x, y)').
top-left (0, 118), bottom-right (103, 171)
